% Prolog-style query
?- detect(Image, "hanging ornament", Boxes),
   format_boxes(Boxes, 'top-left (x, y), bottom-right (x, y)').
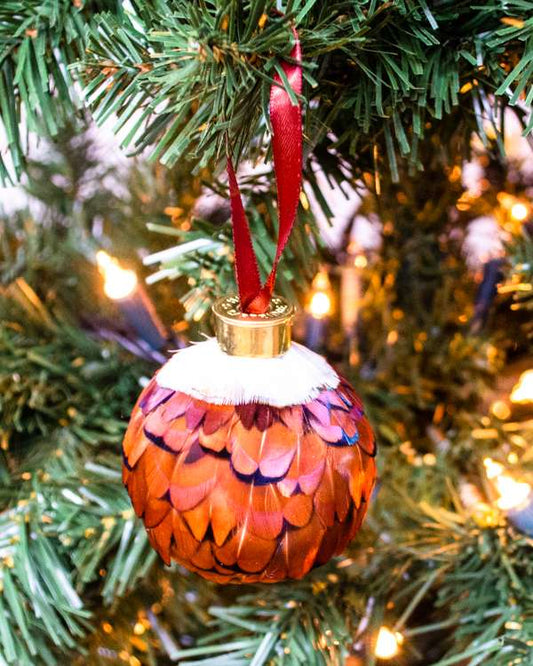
top-left (122, 27), bottom-right (377, 583)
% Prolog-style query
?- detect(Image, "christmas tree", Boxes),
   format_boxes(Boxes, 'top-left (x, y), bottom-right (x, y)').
top-left (1, 2), bottom-right (532, 664)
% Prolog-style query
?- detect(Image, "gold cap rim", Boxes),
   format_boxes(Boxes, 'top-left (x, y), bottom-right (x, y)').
top-left (212, 294), bottom-right (294, 357)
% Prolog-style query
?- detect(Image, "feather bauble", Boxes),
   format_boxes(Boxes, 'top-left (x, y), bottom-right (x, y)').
top-left (122, 337), bottom-right (377, 584)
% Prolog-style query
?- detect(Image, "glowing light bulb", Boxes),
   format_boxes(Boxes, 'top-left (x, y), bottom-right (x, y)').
top-left (510, 202), bottom-right (528, 222)
top-left (490, 400), bottom-right (511, 420)
top-left (307, 270), bottom-right (333, 319)
top-left (375, 626), bottom-right (403, 660)
top-left (96, 251), bottom-right (138, 300)
top-left (510, 369), bottom-right (533, 404)
top-left (483, 457), bottom-right (504, 480)
top-left (309, 292), bottom-right (332, 318)
top-left (483, 458), bottom-right (531, 511)
top-left (494, 475), bottom-right (530, 511)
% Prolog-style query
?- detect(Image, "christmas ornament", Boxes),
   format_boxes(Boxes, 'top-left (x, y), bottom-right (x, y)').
top-left (122, 27), bottom-right (377, 583)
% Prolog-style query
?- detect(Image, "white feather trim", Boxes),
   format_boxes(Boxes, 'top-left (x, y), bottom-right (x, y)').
top-left (155, 338), bottom-right (340, 407)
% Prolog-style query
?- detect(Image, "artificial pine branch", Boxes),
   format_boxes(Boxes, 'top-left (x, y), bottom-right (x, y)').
top-left (0, 7), bottom-right (532, 663)
top-left (80, 0), bottom-right (532, 180)
top-left (0, 1), bottom-right (121, 181)
top-left (503, 228), bottom-right (533, 322)
top-left (2, 1), bottom-right (532, 182)
top-left (0, 282), bottom-right (157, 664)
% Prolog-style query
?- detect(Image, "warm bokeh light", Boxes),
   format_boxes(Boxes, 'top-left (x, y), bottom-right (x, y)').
top-left (494, 476), bottom-right (530, 511)
top-left (510, 202), bottom-right (528, 222)
top-left (309, 292), bottom-right (332, 318)
top-left (483, 457), bottom-right (531, 511)
top-left (375, 626), bottom-right (403, 660)
top-left (484, 457), bottom-right (504, 480)
top-left (510, 369), bottom-right (533, 404)
top-left (308, 270), bottom-right (333, 319)
top-left (490, 400), bottom-right (511, 420)
top-left (96, 251), bottom-right (138, 300)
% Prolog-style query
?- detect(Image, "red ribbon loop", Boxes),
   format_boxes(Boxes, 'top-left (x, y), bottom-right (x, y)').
top-left (227, 29), bottom-right (302, 314)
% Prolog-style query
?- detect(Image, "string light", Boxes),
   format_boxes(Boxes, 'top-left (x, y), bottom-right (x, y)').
top-left (490, 400), bottom-right (511, 420)
top-left (96, 251), bottom-right (138, 300)
top-left (510, 202), bottom-right (528, 222)
top-left (484, 458), bottom-right (530, 511)
top-left (96, 250), bottom-right (168, 350)
top-left (375, 626), bottom-right (403, 660)
top-left (307, 269), bottom-right (333, 319)
top-left (510, 369), bottom-right (533, 404)
top-left (133, 622), bottom-right (146, 636)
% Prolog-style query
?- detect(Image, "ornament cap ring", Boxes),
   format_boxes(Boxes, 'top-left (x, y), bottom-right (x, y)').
top-left (212, 294), bottom-right (294, 358)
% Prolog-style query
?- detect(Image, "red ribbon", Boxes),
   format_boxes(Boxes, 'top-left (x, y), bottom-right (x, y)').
top-left (227, 29), bottom-right (302, 314)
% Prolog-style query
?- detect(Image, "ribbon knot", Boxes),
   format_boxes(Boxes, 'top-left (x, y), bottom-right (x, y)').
top-left (227, 29), bottom-right (302, 314)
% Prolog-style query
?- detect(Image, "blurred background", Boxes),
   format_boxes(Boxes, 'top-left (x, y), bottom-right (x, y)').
top-left (0, 2), bottom-right (532, 665)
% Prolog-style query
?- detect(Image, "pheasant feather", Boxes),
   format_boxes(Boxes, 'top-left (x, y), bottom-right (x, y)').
top-left (122, 342), bottom-right (376, 584)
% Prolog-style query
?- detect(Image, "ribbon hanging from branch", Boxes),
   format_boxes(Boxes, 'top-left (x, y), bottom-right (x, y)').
top-left (227, 29), bottom-right (302, 314)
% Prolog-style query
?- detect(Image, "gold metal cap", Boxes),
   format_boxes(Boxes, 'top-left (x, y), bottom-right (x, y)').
top-left (212, 294), bottom-right (294, 358)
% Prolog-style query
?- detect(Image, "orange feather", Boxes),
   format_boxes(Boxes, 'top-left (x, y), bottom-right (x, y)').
top-left (122, 374), bottom-right (377, 583)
